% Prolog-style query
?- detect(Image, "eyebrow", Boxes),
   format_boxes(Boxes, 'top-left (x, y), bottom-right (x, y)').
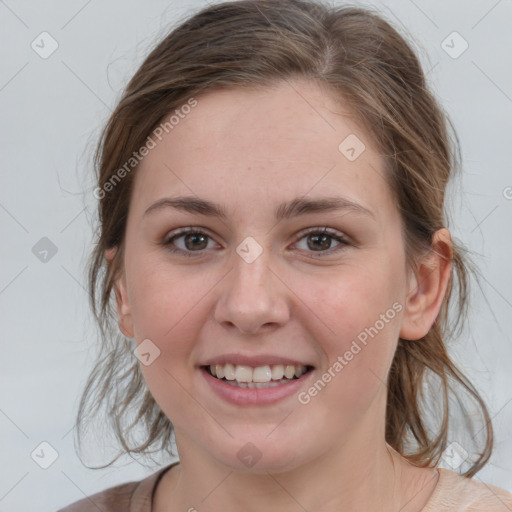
top-left (143, 195), bottom-right (376, 221)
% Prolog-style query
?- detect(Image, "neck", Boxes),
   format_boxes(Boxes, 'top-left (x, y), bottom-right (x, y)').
top-left (156, 434), bottom-right (405, 512)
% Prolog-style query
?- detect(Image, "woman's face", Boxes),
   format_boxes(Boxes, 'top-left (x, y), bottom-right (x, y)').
top-left (114, 79), bottom-right (417, 472)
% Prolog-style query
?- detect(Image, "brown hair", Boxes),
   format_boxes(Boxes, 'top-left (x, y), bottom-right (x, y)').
top-left (77, 0), bottom-right (493, 476)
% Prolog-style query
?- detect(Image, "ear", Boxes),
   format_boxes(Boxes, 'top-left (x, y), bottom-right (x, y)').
top-left (399, 228), bottom-right (452, 341)
top-left (105, 247), bottom-right (134, 339)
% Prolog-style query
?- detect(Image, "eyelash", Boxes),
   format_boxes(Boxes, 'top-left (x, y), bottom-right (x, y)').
top-left (162, 226), bottom-right (350, 259)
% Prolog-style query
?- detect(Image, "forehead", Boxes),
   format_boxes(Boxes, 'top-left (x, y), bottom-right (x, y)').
top-left (162, 80), bottom-right (368, 163)
top-left (131, 79), bottom-right (395, 222)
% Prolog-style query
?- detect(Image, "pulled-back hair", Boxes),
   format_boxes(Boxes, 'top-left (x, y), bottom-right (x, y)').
top-left (77, 0), bottom-right (493, 477)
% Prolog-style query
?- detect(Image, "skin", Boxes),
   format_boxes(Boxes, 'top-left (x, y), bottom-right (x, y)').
top-left (109, 79), bottom-right (451, 511)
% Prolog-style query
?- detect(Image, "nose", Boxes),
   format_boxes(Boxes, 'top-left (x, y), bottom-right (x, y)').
top-left (213, 248), bottom-right (290, 335)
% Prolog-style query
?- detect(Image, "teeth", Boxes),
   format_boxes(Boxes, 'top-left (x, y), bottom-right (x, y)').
top-left (284, 365), bottom-right (296, 379)
top-left (294, 365), bottom-right (304, 377)
top-left (223, 363), bottom-right (235, 381)
top-left (235, 365), bottom-right (253, 383)
top-left (271, 364), bottom-right (284, 380)
top-left (224, 379), bottom-right (297, 388)
top-left (253, 366), bottom-right (272, 382)
top-left (215, 364), bottom-right (224, 379)
top-left (208, 363), bottom-right (308, 383)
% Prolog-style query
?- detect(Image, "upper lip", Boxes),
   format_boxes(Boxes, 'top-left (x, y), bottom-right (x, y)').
top-left (199, 353), bottom-right (314, 368)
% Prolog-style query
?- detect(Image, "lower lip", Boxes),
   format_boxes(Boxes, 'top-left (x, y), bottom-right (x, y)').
top-left (200, 367), bottom-right (314, 405)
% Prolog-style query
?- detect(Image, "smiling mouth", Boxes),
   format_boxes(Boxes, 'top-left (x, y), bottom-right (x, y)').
top-left (202, 363), bottom-right (314, 389)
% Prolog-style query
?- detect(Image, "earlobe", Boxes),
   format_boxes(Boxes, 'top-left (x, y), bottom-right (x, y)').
top-left (114, 275), bottom-right (135, 339)
top-left (399, 228), bottom-right (452, 341)
top-left (105, 248), bottom-right (134, 339)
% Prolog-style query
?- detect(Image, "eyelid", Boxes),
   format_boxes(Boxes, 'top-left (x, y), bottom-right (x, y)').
top-left (293, 226), bottom-right (349, 242)
top-left (162, 226), bottom-right (221, 255)
top-left (290, 226), bottom-right (350, 258)
top-left (162, 226), bottom-right (216, 244)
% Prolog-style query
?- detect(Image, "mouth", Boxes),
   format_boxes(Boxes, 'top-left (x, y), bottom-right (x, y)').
top-left (201, 363), bottom-right (314, 389)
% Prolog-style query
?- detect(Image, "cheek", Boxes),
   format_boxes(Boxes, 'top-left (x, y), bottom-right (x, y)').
top-left (134, 296), bottom-right (208, 430)
top-left (295, 257), bottom-right (403, 403)
top-left (125, 253), bottom-right (222, 395)
top-left (139, 361), bottom-right (211, 437)
top-left (127, 256), bottom-right (213, 340)
top-left (299, 256), bottom-right (403, 343)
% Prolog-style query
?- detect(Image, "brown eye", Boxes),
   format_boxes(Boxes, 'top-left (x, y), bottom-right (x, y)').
top-left (293, 227), bottom-right (349, 257)
top-left (161, 226), bottom-right (349, 259)
top-left (182, 232), bottom-right (209, 251)
top-left (306, 233), bottom-right (334, 251)
top-left (163, 228), bottom-right (217, 257)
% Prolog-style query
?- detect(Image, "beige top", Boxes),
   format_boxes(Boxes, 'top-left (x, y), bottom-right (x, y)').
top-left (57, 462), bottom-right (512, 511)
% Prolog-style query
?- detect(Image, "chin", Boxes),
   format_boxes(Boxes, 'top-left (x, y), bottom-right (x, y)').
top-left (209, 435), bottom-right (306, 474)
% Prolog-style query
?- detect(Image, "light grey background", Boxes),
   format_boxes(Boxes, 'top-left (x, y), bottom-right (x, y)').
top-left (1, 1), bottom-right (511, 511)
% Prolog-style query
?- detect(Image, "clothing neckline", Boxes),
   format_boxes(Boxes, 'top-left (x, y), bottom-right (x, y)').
top-left (130, 460), bottom-right (180, 512)
top-left (418, 467), bottom-right (442, 510)
top-left (132, 462), bottom-right (448, 512)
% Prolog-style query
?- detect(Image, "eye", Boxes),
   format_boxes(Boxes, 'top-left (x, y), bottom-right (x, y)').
top-left (162, 227), bottom-right (218, 257)
top-left (293, 227), bottom-right (349, 257)
top-left (162, 226), bottom-right (350, 258)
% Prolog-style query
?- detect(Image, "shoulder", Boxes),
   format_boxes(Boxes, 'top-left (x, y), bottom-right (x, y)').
top-left (56, 462), bottom-right (177, 512)
top-left (56, 480), bottom-right (138, 512)
top-left (423, 468), bottom-right (512, 511)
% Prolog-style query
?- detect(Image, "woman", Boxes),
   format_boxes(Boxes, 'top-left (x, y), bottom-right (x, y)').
top-left (59, 1), bottom-right (512, 510)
